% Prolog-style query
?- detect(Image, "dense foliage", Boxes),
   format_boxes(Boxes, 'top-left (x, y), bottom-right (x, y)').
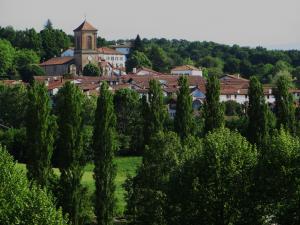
top-left (83, 63), bottom-right (101, 76)
top-left (0, 146), bottom-right (67, 225)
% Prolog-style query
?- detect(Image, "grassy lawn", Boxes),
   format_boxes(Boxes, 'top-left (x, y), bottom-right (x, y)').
top-left (17, 156), bottom-right (142, 216)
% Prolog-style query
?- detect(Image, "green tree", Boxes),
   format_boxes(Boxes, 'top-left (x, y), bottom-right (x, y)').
top-left (198, 55), bottom-right (224, 70)
top-left (143, 79), bottom-right (167, 147)
top-left (125, 131), bottom-right (182, 225)
top-left (56, 82), bottom-right (88, 225)
top-left (0, 146), bottom-right (68, 225)
top-left (247, 76), bottom-right (271, 145)
top-left (274, 75), bottom-right (296, 133)
top-left (256, 129), bottom-right (300, 224)
top-left (114, 89), bottom-right (142, 153)
top-left (40, 25), bottom-right (70, 60)
top-left (224, 57), bottom-right (241, 74)
top-left (148, 45), bottom-right (170, 73)
top-left (168, 128), bottom-right (258, 225)
top-left (203, 74), bottom-right (224, 134)
top-left (44, 19), bottom-right (53, 29)
top-left (83, 63), bottom-right (100, 76)
top-left (133, 34), bottom-right (143, 52)
top-left (14, 48), bottom-right (41, 82)
top-left (25, 82), bottom-right (56, 187)
top-left (174, 76), bottom-right (195, 140)
top-left (93, 82), bottom-right (117, 225)
top-left (0, 39), bottom-right (15, 76)
top-left (14, 28), bottom-right (42, 53)
top-left (126, 51), bottom-right (152, 73)
top-left (0, 83), bottom-right (28, 127)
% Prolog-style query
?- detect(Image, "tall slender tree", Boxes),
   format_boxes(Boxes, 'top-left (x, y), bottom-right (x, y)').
top-left (25, 82), bottom-right (56, 187)
top-left (247, 76), bottom-right (270, 145)
top-left (203, 74), bottom-right (224, 134)
top-left (174, 76), bottom-right (194, 140)
top-left (56, 82), bottom-right (86, 225)
top-left (143, 79), bottom-right (167, 147)
top-left (274, 75), bottom-right (296, 134)
top-left (93, 82), bottom-right (117, 225)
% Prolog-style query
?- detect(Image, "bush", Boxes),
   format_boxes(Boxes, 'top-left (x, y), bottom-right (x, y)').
top-left (83, 63), bottom-right (100, 76)
top-left (224, 100), bottom-right (243, 116)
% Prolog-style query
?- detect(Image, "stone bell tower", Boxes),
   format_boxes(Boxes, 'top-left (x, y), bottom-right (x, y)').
top-left (73, 20), bottom-right (98, 74)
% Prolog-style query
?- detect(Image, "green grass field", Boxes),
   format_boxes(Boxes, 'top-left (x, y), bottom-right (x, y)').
top-left (17, 156), bottom-right (142, 216)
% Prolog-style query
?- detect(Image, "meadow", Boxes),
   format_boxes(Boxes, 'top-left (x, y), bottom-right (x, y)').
top-left (17, 156), bottom-right (142, 216)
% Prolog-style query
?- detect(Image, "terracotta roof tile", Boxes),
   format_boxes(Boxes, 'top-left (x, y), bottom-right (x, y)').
top-left (73, 20), bottom-right (97, 31)
top-left (98, 47), bottom-right (124, 55)
top-left (40, 57), bottom-right (74, 66)
top-left (171, 65), bottom-right (201, 71)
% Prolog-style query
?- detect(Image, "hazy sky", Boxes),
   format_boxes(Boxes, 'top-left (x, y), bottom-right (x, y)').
top-left (1, 0), bottom-right (300, 49)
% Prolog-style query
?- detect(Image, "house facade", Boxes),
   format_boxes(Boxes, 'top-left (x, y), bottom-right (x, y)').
top-left (98, 47), bottom-right (126, 68)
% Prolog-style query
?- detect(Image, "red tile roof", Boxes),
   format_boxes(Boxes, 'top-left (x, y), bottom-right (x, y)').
top-left (98, 47), bottom-right (124, 55)
top-left (171, 65), bottom-right (201, 71)
top-left (73, 20), bottom-right (97, 31)
top-left (40, 57), bottom-right (74, 66)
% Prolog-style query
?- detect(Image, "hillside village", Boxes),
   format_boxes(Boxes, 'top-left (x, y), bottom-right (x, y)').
top-left (2, 20), bottom-right (300, 117)
top-left (2, 17), bottom-right (300, 225)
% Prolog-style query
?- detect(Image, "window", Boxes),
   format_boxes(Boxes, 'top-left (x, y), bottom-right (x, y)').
top-left (87, 36), bottom-right (92, 49)
top-left (76, 37), bottom-right (81, 49)
top-left (234, 95), bottom-right (237, 99)
top-left (226, 95), bottom-right (231, 99)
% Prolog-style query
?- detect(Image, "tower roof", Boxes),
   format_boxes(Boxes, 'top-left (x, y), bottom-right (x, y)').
top-left (74, 20), bottom-right (97, 32)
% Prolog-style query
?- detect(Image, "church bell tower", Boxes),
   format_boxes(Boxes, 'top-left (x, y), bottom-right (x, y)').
top-left (73, 20), bottom-right (98, 74)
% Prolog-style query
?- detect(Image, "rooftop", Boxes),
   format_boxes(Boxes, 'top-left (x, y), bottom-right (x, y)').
top-left (171, 65), bottom-right (201, 71)
top-left (73, 20), bottom-right (97, 32)
top-left (98, 47), bottom-right (125, 55)
top-left (40, 57), bottom-right (74, 66)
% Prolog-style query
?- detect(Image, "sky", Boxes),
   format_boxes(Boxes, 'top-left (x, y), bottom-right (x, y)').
top-left (1, 0), bottom-right (300, 49)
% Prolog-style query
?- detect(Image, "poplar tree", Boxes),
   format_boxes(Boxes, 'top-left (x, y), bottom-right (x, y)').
top-left (203, 74), bottom-right (224, 134)
top-left (93, 82), bottom-right (117, 225)
top-left (25, 82), bottom-right (56, 187)
top-left (174, 76), bottom-right (194, 140)
top-left (274, 75), bottom-right (296, 134)
top-left (56, 82), bottom-right (86, 225)
top-left (247, 76), bottom-right (270, 145)
top-left (143, 79), bottom-right (167, 147)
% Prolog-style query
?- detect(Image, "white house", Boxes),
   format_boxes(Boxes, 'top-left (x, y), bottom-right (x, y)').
top-left (171, 65), bottom-right (203, 76)
top-left (110, 42), bottom-right (132, 57)
top-left (98, 47), bottom-right (126, 68)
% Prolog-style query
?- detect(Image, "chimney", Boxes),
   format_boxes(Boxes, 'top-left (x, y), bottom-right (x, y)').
top-left (133, 68), bottom-right (137, 74)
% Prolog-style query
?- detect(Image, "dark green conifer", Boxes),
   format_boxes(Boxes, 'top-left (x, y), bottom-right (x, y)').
top-left (143, 79), bottom-right (167, 147)
top-left (25, 81), bottom-right (56, 187)
top-left (203, 74), bottom-right (224, 134)
top-left (247, 76), bottom-right (270, 145)
top-left (56, 82), bottom-right (86, 225)
top-left (174, 76), bottom-right (194, 140)
top-left (93, 82), bottom-right (117, 225)
top-left (274, 75), bottom-right (296, 134)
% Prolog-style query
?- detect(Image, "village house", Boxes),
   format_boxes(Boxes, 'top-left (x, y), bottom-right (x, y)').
top-left (98, 47), bottom-right (126, 68)
top-left (171, 65), bottom-right (203, 76)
